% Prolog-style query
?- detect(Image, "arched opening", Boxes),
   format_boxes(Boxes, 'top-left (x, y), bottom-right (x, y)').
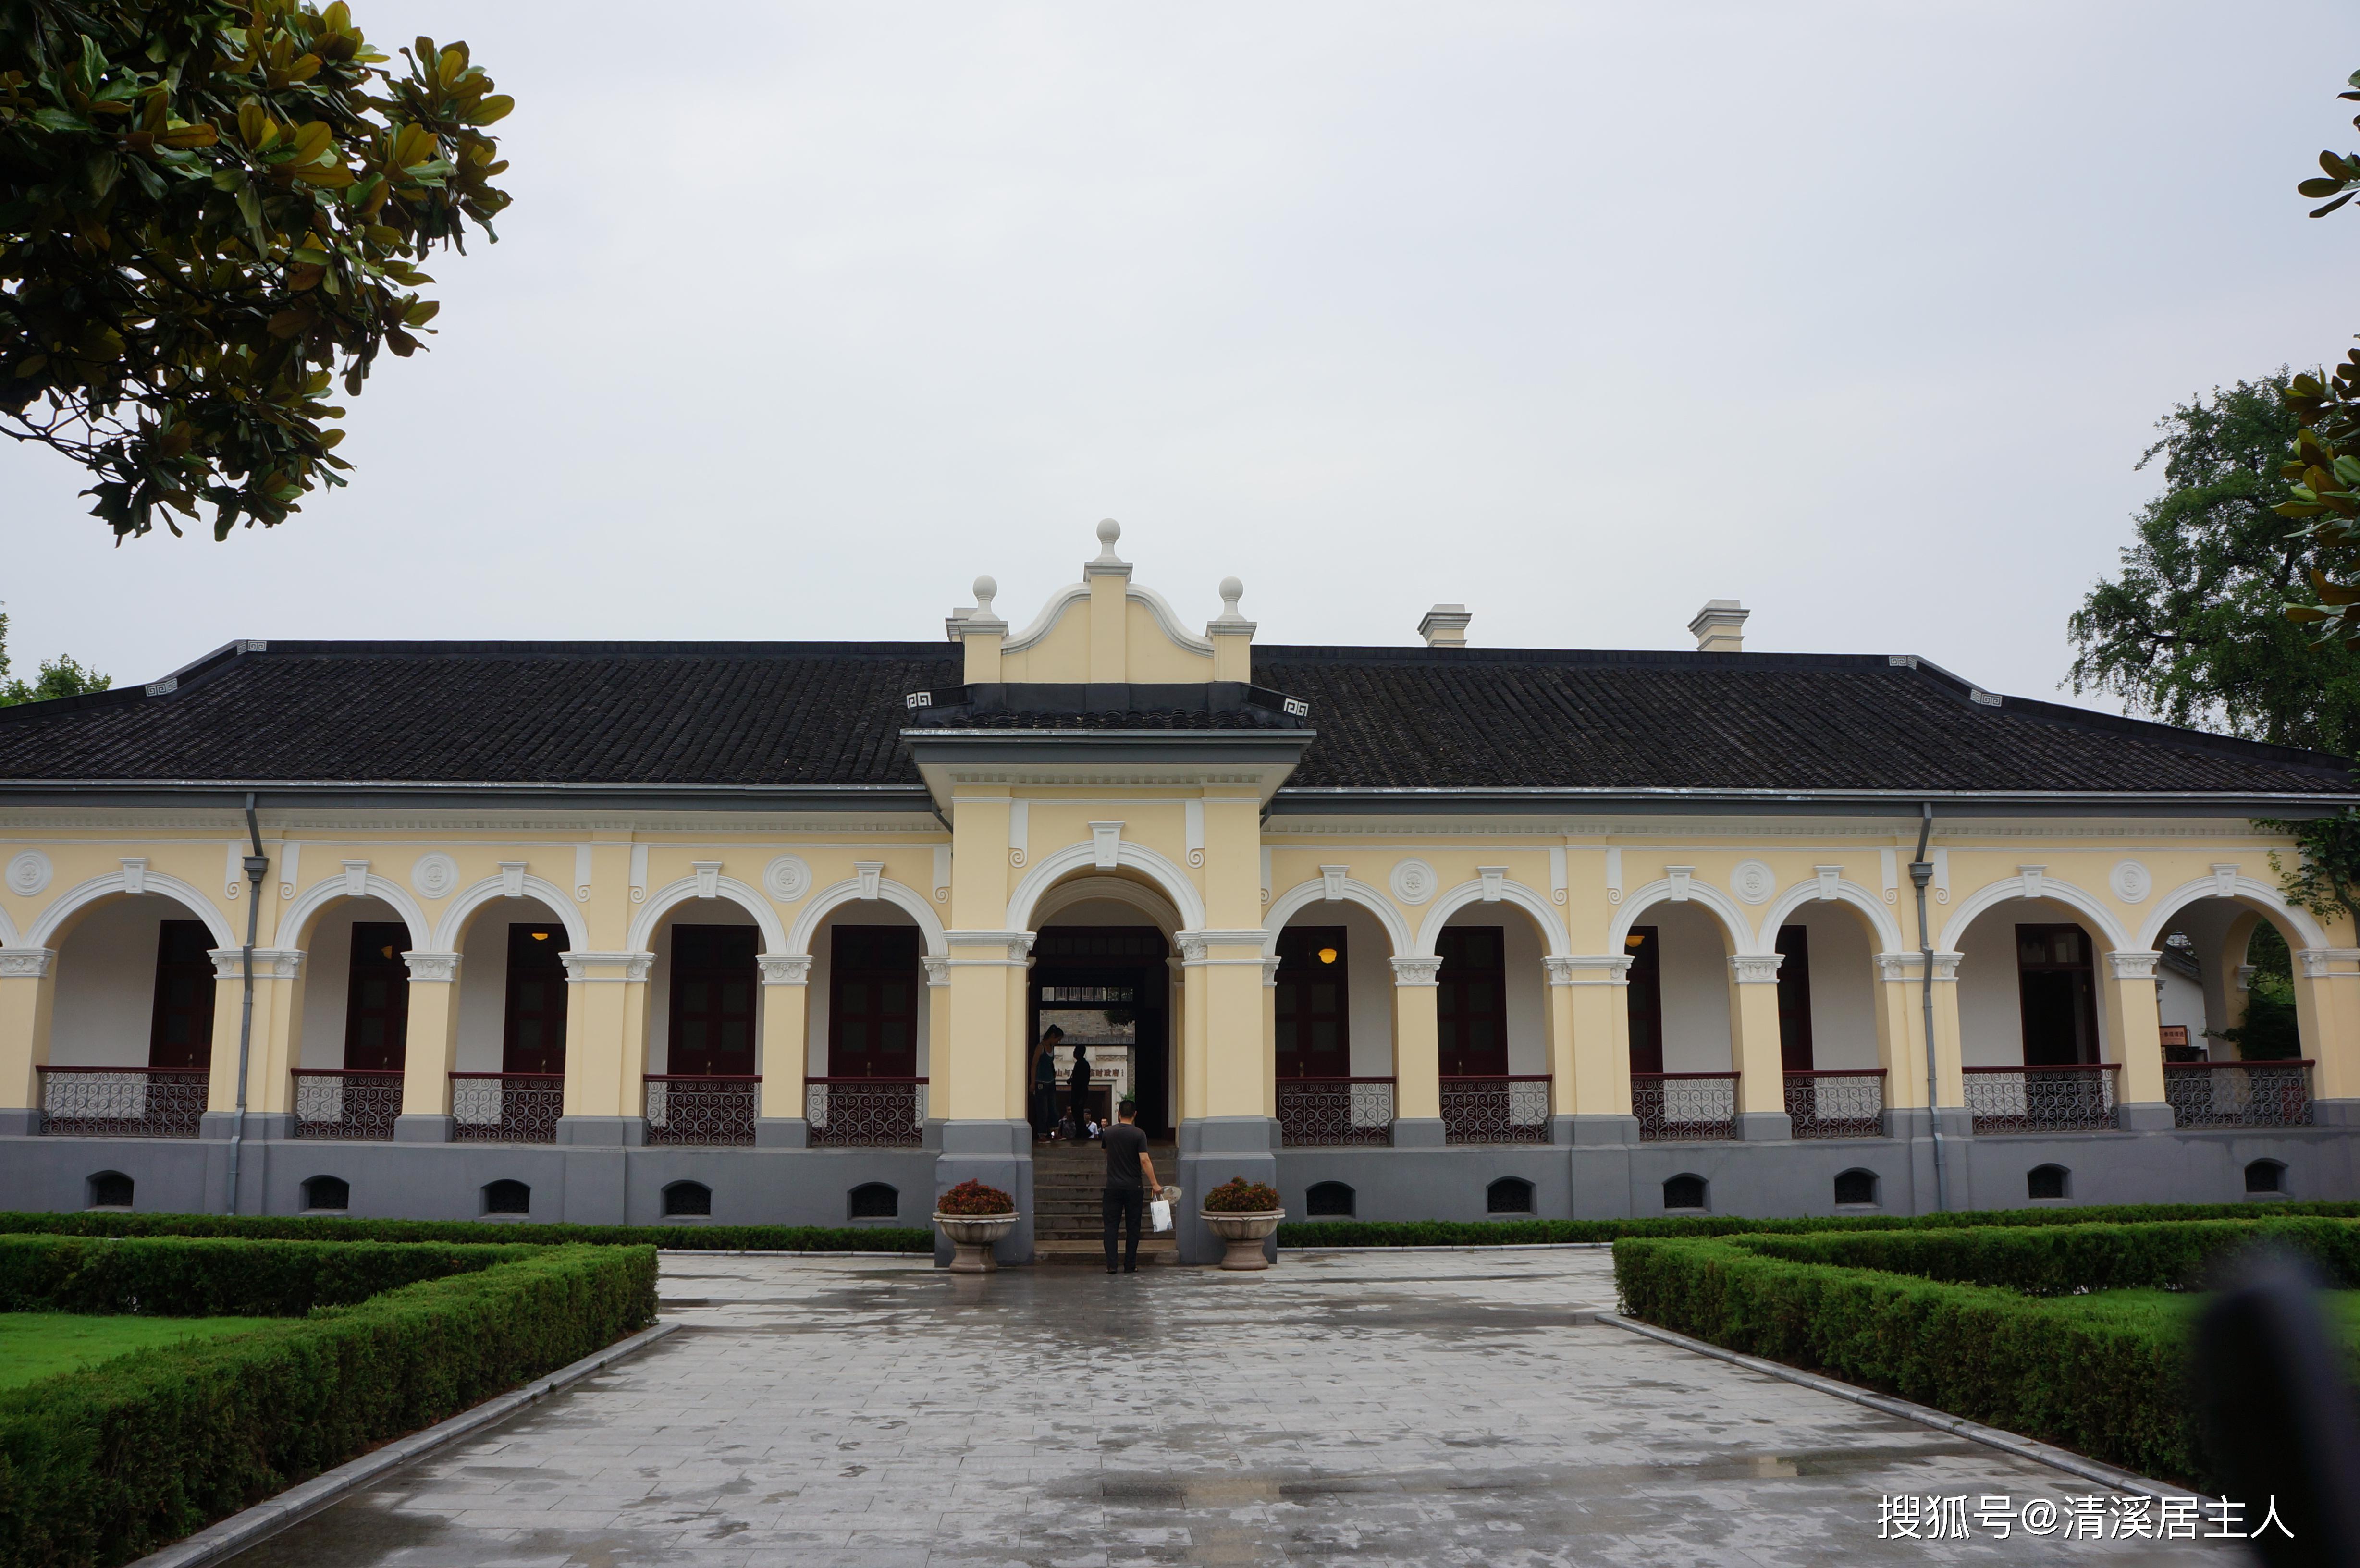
top-left (1954, 897), bottom-right (2120, 1135)
top-left (643, 901), bottom-right (764, 1147)
top-left (1662, 1173), bottom-right (1708, 1212)
top-left (1305, 1180), bottom-right (1355, 1217)
top-left (2245, 1159), bottom-right (2287, 1196)
top-left (1271, 897), bottom-right (1396, 1147)
top-left (1622, 898), bottom-right (1740, 1141)
top-left (848, 1181), bottom-right (899, 1220)
top-left (2027, 1163), bottom-right (2070, 1201)
top-left (302, 1175), bottom-right (351, 1212)
top-left (1763, 900), bottom-right (1889, 1139)
top-left (662, 1180), bottom-right (713, 1218)
top-left (451, 896), bottom-right (574, 1145)
top-left (86, 1170), bottom-right (133, 1209)
top-left (1832, 1168), bottom-right (1878, 1208)
top-left (1027, 880), bottom-right (1174, 1141)
top-left (44, 891), bottom-right (223, 1138)
top-left (290, 894), bottom-right (416, 1141)
top-left (482, 1178), bottom-right (531, 1216)
top-left (1436, 901), bottom-right (1553, 1143)
top-left (803, 900), bottom-right (931, 1148)
top-left (2148, 897), bottom-right (2317, 1130)
top-left (1486, 1176), bottom-right (1534, 1214)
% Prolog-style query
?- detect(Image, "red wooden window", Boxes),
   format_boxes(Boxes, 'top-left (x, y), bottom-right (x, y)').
top-left (1624, 926), bottom-right (1663, 1075)
top-left (148, 919), bottom-right (216, 1071)
top-left (1437, 926), bottom-right (1508, 1076)
top-left (1775, 925), bottom-right (1814, 1072)
top-left (1275, 926), bottom-right (1350, 1078)
top-left (829, 926), bottom-right (919, 1078)
top-left (502, 924), bottom-right (570, 1075)
top-left (669, 924), bottom-right (758, 1077)
top-left (343, 921), bottom-right (411, 1072)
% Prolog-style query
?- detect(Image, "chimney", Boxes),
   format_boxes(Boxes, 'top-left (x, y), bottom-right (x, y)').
top-left (1419, 604), bottom-right (1472, 648)
top-left (1688, 599), bottom-right (1748, 653)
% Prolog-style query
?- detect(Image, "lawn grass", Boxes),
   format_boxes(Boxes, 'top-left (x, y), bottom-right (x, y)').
top-left (0, 1311), bottom-right (275, 1390)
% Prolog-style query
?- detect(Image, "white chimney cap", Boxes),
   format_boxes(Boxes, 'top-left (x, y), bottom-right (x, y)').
top-left (1689, 599), bottom-right (1749, 654)
top-left (1419, 604), bottom-right (1472, 648)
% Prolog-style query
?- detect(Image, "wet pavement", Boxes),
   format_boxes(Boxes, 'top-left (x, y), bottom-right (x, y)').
top-left (225, 1249), bottom-right (2231, 1566)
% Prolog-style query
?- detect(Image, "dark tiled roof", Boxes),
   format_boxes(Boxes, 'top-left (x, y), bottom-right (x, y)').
top-left (0, 638), bottom-right (2345, 800)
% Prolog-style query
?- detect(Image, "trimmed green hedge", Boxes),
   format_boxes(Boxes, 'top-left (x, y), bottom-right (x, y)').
top-left (1732, 1218), bottom-right (2360, 1296)
top-left (1276, 1200), bottom-right (2360, 1250)
top-left (0, 1236), bottom-right (532, 1317)
top-left (0, 1243), bottom-right (656, 1568)
top-left (0, 1210), bottom-right (932, 1253)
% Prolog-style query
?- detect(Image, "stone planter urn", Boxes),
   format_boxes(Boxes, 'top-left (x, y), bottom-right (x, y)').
top-left (1199, 1208), bottom-right (1286, 1271)
top-left (934, 1212), bottom-right (1019, 1274)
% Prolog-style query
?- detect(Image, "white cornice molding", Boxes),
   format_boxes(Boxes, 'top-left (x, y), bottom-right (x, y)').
top-left (1874, 951), bottom-right (1963, 983)
top-left (2297, 947), bottom-right (2360, 978)
top-left (0, 947), bottom-right (55, 979)
top-left (562, 950), bottom-right (654, 983)
top-left (209, 946), bottom-right (301, 980)
top-left (1545, 955), bottom-right (1632, 986)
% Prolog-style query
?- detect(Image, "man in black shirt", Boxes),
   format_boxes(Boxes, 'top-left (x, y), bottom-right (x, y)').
top-left (1101, 1099), bottom-right (1160, 1274)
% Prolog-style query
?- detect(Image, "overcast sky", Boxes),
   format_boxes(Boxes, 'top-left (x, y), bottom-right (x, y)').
top-left (5, 3), bottom-right (2356, 709)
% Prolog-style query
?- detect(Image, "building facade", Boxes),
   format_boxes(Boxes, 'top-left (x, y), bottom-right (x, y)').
top-left (1, 521), bottom-right (2356, 1264)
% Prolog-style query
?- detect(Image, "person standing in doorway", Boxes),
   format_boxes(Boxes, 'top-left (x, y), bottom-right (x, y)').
top-left (1029, 1025), bottom-right (1063, 1142)
top-left (1101, 1099), bottom-right (1160, 1274)
top-left (1067, 1041), bottom-right (1093, 1133)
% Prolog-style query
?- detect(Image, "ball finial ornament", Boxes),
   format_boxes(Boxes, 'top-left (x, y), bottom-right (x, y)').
top-left (972, 575), bottom-right (997, 612)
top-left (1220, 576), bottom-right (1243, 606)
top-left (1096, 518), bottom-right (1121, 547)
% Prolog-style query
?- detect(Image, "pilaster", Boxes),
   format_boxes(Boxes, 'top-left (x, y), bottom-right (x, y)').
top-left (1727, 952), bottom-right (1787, 1121)
top-left (1391, 956), bottom-right (1441, 1120)
top-left (757, 953), bottom-right (812, 1130)
top-left (2295, 948), bottom-right (2360, 1100)
top-left (0, 949), bottom-right (55, 1116)
top-left (1873, 951), bottom-right (1963, 1108)
top-left (397, 950), bottom-right (463, 1122)
top-left (1546, 955), bottom-right (1631, 1116)
top-left (2100, 949), bottom-right (2168, 1110)
top-left (557, 950), bottom-right (653, 1122)
top-left (206, 948), bottom-right (303, 1115)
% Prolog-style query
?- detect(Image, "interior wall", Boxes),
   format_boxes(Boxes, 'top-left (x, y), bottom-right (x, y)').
top-left (293, 896), bottom-right (404, 1068)
top-left (1955, 896), bottom-right (2102, 1067)
top-left (1652, 900), bottom-right (1734, 1073)
top-left (452, 897), bottom-right (568, 1074)
top-left (49, 896), bottom-right (194, 1066)
top-left (1782, 903), bottom-right (1879, 1071)
top-left (802, 906), bottom-right (931, 1078)
top-left (1271, 900), bottom-right (1396, 1077)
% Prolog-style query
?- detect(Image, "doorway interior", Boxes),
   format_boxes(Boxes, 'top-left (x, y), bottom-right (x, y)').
top-left (1028, 925), bottom-right (1171, 1140)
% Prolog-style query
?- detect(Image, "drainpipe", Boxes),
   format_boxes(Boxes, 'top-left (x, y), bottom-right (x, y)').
top-left (1909, 802), bottom-right (1946, 1213)
top-left (225, 793), bottom-right (268, 1215)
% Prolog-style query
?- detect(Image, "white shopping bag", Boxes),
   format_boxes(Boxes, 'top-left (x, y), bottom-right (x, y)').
top-left (1149, 1196), bottom-right (1173, 1233)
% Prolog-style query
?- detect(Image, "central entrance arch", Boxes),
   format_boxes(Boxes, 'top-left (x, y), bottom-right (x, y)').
top-left (1026, 873), bottom-right (1183, 1140)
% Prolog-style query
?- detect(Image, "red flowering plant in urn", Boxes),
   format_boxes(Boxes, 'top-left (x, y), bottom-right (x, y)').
top-left (1198, 1176), bottom-right (1286, 1271)
top-left (933, 1179), bottom-right (1019, 1274)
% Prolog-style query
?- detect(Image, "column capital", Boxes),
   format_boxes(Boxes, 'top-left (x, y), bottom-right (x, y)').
top-left (1729, 953), bottom-right (1786, 985)
top-left (921, 955), bottom-right (950, 987)
top-left (561, 949), bottom-right (653, 983)
top-left (944, 930), bottom-right (1035, 965)
top-left (1262, 956), bottom-right (1282, 987)
top-left (1875, 951), bottom-right (1961, 983)
top-left (1544, 954), bottom-right (1632, 985)
top-left (209, 947), bottom-right (301, 980)
top-left (402, 950), bottom-right (462, 983)
top-left (1391, 956), bottom-right (1442, 986)
top-left (1176, 929), bottom-right (1269, 966)
top-left (0, 947), bottom-right (55, 980)
top-left (2297, 947), bottom-right (2360, 979)
top-left (2103, 950), bottom-right (2161, 981)
top-left (758, 953), bottom-right (814, 985)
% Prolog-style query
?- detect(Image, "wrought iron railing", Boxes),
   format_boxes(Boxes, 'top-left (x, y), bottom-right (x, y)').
top-left (1276, 1077), bottom-right (1395, 1146)
top-left (1439, 1075), bottom-right (1550, 1144)
top-left (645, 1074), bottom-right (760, 1146)
top-left (2163, 1059), bottom-right (2313, 1129)
top-left (1782, 1069), bottom-right (1887, 1139)
top-left (804, 1077), bottom-right (927, 1147)
top-left (292, 1069), bottom-right (405, 1140)
top-left (451, 1071), bottom-right (565, 1143)
top-left (37, 1066), bottom-right (209, 1138)
top-left (1963, 1063), bottom-right (2119, 1134)
top-left (1632, 1071), bottom-right (1737, 1142)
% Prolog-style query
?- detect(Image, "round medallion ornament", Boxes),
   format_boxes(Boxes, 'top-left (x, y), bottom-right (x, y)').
top-left (1389, 859), bottom-right (1437, 906)
top-left (764, 855), bottom-right (812, 902)
top-left (5, 850), bottom-right (50, 897)
top-left (2110, 860), bottom-right (2152, 903)
top-left (411, 853), bottom-right (459, 899)
top-left (1732, 859), bottom-right (1776, 905)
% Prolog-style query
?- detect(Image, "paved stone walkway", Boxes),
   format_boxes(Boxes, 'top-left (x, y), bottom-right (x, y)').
top-left (229, 1250), bottom-right (2230, 1566)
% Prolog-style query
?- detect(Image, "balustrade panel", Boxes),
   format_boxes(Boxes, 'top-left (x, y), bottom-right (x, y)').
top-left (804, 1077), bottom-right (928, 1147)
top-left (1632, 1072), bottom-right (1737, 1142)
top-left (451, 1072), bottom-right (565, 1143)
top-left (1963, 1064), bottom-right (2118, 1134)
top-left (1438, 1075), bottom-right (1550, 1145)
top-left (37, 1066), bottom-right (207, 1139)
top-left (1276, 1078), bottom-right (1395, 1146)
top-left (645, 1075), bottom-right (760, 1146)
top-left (2163, 1060), bottom-right (2313, 1129)
top-left (292, 1069), bottom-right (405, 1141)
top-left (1782, 1069), bottom-right (1887, 1139)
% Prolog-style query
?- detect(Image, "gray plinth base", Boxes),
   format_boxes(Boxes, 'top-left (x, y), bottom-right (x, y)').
top-left (1389, 1117), bottom-right (1446, 1149)
top-left (393, 1115), bottom-right (454, 1144)
top-left (1735, 1111), bottom-right (1794, 1142)
top-left (2116, 1102), bottom-right (2176, 1133)
top-left (0, 1108), bottom-right (40, 1137)
top-left (932, 1120), bottom-right (1034, 1267)
top-left (1568, 1114), bottom-right (1640, 1148)
top-left (1177, 1116), bottom-right (1280, 1266)
top-left (755, 1118), bottom-right (811, 1149)
top-left (202, 1111), bottom-right (296, 1140)
top-left (555, 1116), bottom-right (646, 1147)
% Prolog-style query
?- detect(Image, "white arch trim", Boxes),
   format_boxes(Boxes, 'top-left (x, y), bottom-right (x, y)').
top-left (274, 872), bottom-right (433, 952)
top-left (1005, 840), bottom-right (1207, 933)
top-left (2137, 874), bottom-right (2329, 953)
top-left (432, 873), bottom-right (590, 952)
top-left (0, 901), bottom-right (17, 946)
top-left (1415, 875), bottom-right (1570, 958)
top-left (627, 875), bottom-right (794, 954)
top-left (1265, 876), bottom-right (1413, 956)
top-left (783, 874), bottom-right (947, 956)
top-left (1937, 873), bottom-right (2131, 954)
top-left (1034, 873), bottom-right (1185, 938)
top-left (31, 870), bottom-right (236, 948)
top-left (1606, 878), bottom-right (1755, 955)
top-left (1754, 877), bottom-right (1904, 955)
